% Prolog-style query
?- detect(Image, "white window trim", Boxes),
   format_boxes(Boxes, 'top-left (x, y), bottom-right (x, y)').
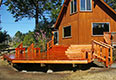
top-left (80, 0), bottom-right (92, 11)
top-left (70, 0), bottom-right (77, 14)
top-left (91, 22), bottom-right (110, 36)
top-left (62, 25), bottom-right (72, 38)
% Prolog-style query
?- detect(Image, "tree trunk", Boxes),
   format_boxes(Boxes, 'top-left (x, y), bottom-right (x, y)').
top-left (35, 1), bottom-right (39, 31)
top-left (0, 0), bottom-right (2, 6)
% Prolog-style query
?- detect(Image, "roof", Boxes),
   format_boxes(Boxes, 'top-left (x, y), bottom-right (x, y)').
top-left (100, 0), bottom-right (116, 14)
top-left (54, 0), bottom-right (69, 28)
top-left (54, 0), bottom-right (116, 28)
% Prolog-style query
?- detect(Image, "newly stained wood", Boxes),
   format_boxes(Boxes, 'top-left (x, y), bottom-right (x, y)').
top-left (55, 0), bottom-right (116, 45)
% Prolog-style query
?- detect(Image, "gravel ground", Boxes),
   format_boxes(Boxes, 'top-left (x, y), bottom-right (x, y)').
top-left (1, 59), bottom-right (116, 80)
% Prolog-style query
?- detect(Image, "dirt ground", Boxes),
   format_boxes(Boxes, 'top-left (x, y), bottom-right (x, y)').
top-left (1, 59), bottom-right (116, 80)
top-left (0, 59), bottom-right (70, 80)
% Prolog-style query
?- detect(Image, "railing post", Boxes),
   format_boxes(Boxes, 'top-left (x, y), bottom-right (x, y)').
top-left (110, 47), bottom-right (113, 66)
top-left (88, 52), bottom-right (91, 63)
top-left (18, 48), bottom-right (20, 59)
top-left (102, 47), bottom-right (105, 62)
top-left (15, 48), bottom-right (17, 58)
top-left (32, 43), bottom-right (34, 59)
top-left (39, 48), bottom-right (41, 58)
top-left (23, 48), bottom-right (26, 58)
top-left (105, 48), bottom-right (109, 68)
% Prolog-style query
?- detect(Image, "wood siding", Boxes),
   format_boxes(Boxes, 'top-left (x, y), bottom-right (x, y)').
top-left (58, 0), bottom-right (116, 45)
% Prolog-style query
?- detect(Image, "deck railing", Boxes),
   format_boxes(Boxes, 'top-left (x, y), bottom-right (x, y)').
top-left (27, 43), bottom-right (41, 59)
top-left (47, 39), bottom-right (54, 59)
top-left (47, 40), bottom-right (54, 50)
top-left (80, 47), bottom-right (93, 62)
top-left (92, 40), bottom-right (113, 67)
top-left (15, 43), bottom-right (41, 59)
top-left (27, 43), bottom-right (34, 59)
top-left (15, 43), bottom-right (25, 58)
top-left (104, 32), bottom-right (111, 45)
top-left (104, 32), bottom-right (116, 46)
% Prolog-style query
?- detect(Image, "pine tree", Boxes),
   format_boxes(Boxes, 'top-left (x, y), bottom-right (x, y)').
top-left (105, 0), bottom-right (116, 10)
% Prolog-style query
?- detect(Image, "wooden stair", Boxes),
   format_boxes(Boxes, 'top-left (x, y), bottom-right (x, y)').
top-left (48, 45), bottom-right (69, 60)
top-left (47, 45), bottom-right (92, 60)
top-left (65, 45), bottom-right (92, 60)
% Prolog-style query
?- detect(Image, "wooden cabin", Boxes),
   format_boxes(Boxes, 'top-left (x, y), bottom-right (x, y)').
top-left (3, 0), bottom-right (115, 68)
top-left (53, 0), bottom-right (116, 45)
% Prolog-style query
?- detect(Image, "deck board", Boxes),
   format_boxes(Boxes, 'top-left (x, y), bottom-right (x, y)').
top-left (3, 53), bottom-right (90, 64)
top-left (12, 60), bottom-right (88, 64)
top-left (3, 45), bottom-right (93, 64)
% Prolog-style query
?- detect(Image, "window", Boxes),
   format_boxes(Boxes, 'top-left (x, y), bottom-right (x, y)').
top-left (63, 26), bottom-right (71, 38)
top-left (80, 0), bottom-right (92, 11)
top-left (92, 23), bottom-right (110, 36)
top-left (71, 0), bottom-right (77, 14)
top-left (54, 31), bottom-right (59, 44)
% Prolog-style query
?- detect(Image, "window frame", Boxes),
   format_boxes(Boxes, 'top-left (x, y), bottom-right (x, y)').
top-left (70, 0), bottom-right (77, 14)
top-left (62, 25), bottom-right (72, 38)
top-left (80, 0), bottom-right (92, 11)
top-left (53, 30), bottom-right (59, 44)
top-left (92, 22), bottom-right (110, 36)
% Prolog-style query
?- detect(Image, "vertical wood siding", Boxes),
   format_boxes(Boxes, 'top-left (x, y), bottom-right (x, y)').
top-left (58, 0), bottom-right (116, 45)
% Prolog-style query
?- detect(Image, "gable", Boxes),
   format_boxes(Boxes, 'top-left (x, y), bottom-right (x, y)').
top-left (54, 0), bottom-right (116, 28)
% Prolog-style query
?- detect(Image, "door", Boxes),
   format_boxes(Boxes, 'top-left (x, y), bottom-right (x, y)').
top-left (54, 31), bottom-right (59, 45)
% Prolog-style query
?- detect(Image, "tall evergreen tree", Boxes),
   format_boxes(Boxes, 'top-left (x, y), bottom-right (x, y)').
top-left (4, 0), bottom-right (62, 30)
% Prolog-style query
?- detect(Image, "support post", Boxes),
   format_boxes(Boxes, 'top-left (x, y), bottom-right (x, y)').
top-left (105, 48), bottom-right (109, 68)
top-left (88, 52), bottom-right (91, 63)
top-left (110, 48), bottom-right (113, 66)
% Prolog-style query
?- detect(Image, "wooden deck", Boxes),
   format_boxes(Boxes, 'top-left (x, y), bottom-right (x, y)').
top-left (3, 51), bottom-right (90, 64)
top-left (3, 40), bottom-right (113, 68)
top-left (3, 43), bottom-right (92, 64)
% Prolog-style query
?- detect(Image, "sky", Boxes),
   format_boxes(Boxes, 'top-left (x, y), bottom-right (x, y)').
top-left (0, 5), bottom-right (35, 37)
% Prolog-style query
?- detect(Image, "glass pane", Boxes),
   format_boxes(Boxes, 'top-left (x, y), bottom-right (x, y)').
top-left (87, 0), bottom-right (92, 10)
top-left (54, 32), bottom-right (58, 44)
top-left (64, 26), bottom-right (71, 37)
top-left (104, 23), bottom-right (109, 32)
top-left (93, 23), bottom-right (109, 35)
top-left (71, 1), bottom-right (73, 13)
top-left (74, 0), bottom-right (77, 12)
top-left (81, 0), bottom-right (85, 10)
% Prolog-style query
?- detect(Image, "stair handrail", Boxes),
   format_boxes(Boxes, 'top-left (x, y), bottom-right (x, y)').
top-left (104, 32), bottom-right (111, 45)
top-left (92, 40), bottom-right (113, 67)
top-left (47, 39), bottom-right (54, 51)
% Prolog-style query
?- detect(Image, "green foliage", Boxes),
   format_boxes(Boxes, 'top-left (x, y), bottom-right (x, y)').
top-left (0, 29), bottom-right (8, 43)
top-left (23, 31), bottom-right (36, 46)
top-left (0, 28), bottom-right (10, 49)
top-left (13, 31), bottom-right (23, 47)
top-left (50, 0), bottom-right (62, 23)
top-left (34, 29), bottom-right (48, 51)
top-left (105, 0), bottom-right (116, 10)
top-left (13, 30), bottom-right (48, 51)
top-left (5, 0), bottom-right (63, 50)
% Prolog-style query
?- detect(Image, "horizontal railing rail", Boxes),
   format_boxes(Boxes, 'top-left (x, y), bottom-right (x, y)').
top-left (92, 40), bottom-right (113, 67)
top-left (15, 43), bottom-right (41, 60)
top-left (104, 32), bottom-right (116, 46)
